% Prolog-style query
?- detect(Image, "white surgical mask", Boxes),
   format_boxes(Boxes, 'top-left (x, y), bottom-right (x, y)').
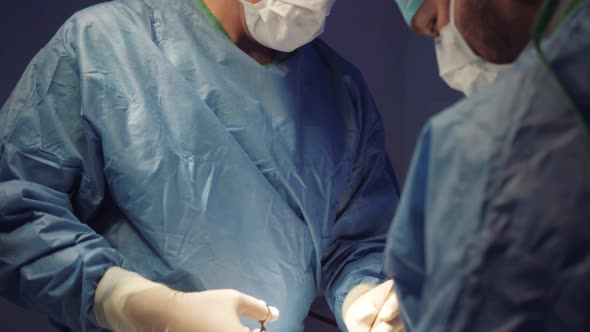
top-left (239, 0), bottom-right (335, 52)
top-left (435, 0), bottom-right (509, 95)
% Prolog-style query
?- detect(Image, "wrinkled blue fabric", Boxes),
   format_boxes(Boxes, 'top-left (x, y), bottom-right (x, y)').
top-left (385, 3), bottom-right (590, 332)
top-left (394, 0), bottom-right (424, 25)
top-left (0, 0), bottom-right (399, 331)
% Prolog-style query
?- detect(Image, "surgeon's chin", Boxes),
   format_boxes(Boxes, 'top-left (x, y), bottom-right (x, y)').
top-left (459, 0), bottom-right (542, 64)
top-left (467, 31), bottom-right (527, 65)
top-left (461, 20), bottom-right (527, 64)
top-left (237, 12), bottom-right (276, 63)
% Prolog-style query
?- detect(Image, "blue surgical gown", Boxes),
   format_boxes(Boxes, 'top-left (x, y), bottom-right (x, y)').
top-left (385, 3), bottom-right (590, 332)
top-left (0, 0), bottom-right (399, 331)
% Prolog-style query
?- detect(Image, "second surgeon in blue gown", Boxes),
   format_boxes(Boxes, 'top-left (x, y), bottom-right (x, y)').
top-left (386, 0), bottom-right (590, 331)
top-left (0, 0), bottom-right (400, 331)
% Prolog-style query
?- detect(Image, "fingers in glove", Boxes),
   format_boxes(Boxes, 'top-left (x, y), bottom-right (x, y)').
top-left (370, 321), bottom-right (396, 332)
top-left (236, 293), bottom-right (280, 323)
top-left (370, 317), bottom-right (405, 332)
top-left (377, 293), bottom-right (400, 322)
top-left (390, 317), bottom-right (405, 332)
top-left (373, 316), bottom-right (404, 332)
top-left (360, 280), bottom-right (396, 326)
top-left (364, 280), bottom-right (394, 306)
top-left (351, 303), bottom-right (381, 326)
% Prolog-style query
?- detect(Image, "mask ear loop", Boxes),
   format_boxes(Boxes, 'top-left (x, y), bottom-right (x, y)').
top-left (531, 0), bottom-right (590, 140)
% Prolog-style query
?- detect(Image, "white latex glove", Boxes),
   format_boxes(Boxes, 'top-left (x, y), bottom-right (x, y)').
top-left (94, 267), bottom-right (279, 332)
top-left (343, 280), bottom-right (404, 332)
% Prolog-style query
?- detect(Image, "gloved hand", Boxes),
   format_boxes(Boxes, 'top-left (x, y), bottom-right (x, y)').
top-left (94, 267), bottom-right (279, 332)
top-left (343, 280), bottom-right (404, 332)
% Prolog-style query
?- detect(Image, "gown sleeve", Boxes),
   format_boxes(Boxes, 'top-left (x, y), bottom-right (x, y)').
top-left (322, 74), bottom-right (400, 330)
top-left (0, 31), bottom-right (129, 332)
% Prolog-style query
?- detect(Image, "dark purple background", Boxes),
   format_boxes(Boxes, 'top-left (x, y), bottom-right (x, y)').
top-left (0, 0), bottom-right (460, 331)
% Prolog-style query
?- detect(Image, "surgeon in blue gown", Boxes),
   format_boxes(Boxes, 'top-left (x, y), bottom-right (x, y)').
top-left (0, 0), bottom-right (401, 331)
top-left (386, 0), bottom-right (590, 331)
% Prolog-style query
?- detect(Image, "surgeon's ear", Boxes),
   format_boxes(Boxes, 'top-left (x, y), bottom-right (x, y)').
top-left (410, 0), bottom-right (450, 38)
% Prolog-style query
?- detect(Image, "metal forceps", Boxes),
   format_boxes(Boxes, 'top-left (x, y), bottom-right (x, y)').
top-left (259, 303), bottom-right (271, 332)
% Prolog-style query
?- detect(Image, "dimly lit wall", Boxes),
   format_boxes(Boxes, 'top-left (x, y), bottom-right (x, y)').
top-left (0, 0), bottom-right (460, 331)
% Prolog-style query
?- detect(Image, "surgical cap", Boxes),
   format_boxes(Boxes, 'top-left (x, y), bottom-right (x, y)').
top-left (395, 0), bottom-right (424, 25)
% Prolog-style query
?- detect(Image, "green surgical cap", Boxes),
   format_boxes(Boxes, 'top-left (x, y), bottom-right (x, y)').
top-left (395, 0), bottom-right (424, 25)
